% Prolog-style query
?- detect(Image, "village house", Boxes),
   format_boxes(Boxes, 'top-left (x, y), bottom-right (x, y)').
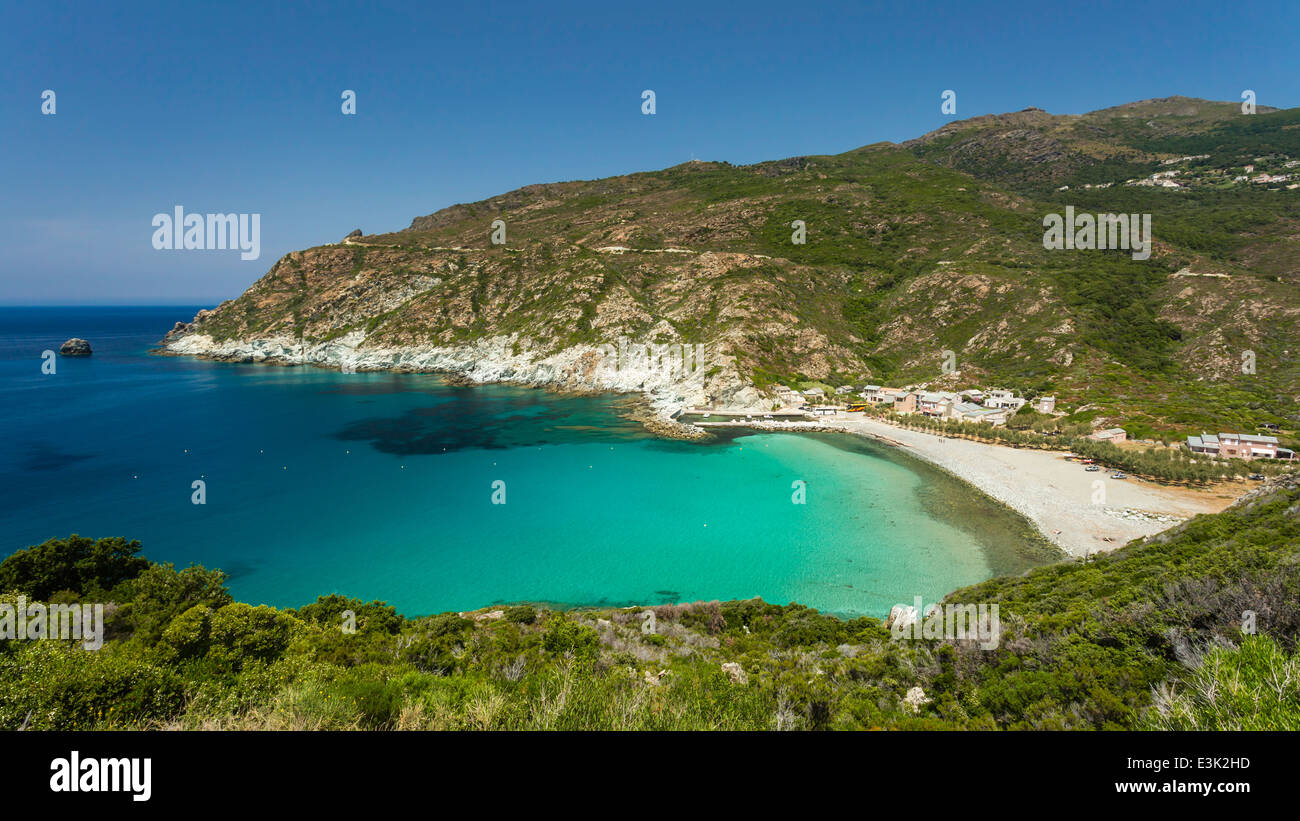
top-left (772, 385), bottom-right (802, 407)
top-left (916, 391), bottom-right (959, 417)
top-left (943, 400), bottom-right (1007, 426)
top-left (835, 385), bottom-right (857, 395)
top-left (1089, 427), bottom-right (1127, 443)
top-left (1188, 432), bottom-right (1294, 460)
top-left (860, 386), bottom-right (911, 409)
top-left (801, 387), bottom-right (826, 402)
top-left (983, 389), bottom-right (1027, 411)
top-left (1220, 432), bottom-right (1282, 458)
top-left (890, 390), bottom-right (918, 414)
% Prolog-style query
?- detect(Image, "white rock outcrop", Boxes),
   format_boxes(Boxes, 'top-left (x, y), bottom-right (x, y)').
top-left (163, 330), bottom-right (767, 425)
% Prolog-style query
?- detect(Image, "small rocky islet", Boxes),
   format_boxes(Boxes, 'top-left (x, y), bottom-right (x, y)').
top-left (58, 338), bottom-right (92, 356)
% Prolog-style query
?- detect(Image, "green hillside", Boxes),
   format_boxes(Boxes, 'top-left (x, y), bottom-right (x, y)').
top-left (172, 97), bottom-right (1300, 439)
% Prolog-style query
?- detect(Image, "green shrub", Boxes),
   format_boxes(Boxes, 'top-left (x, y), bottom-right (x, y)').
top-left (332, 677), bottom-right (403, 729)
top-left (505, 605), bottom-right (537, 624)
top-left (541, 615), bottom-right (599, 659)
top-left (159, 604), bottom-right (213, 660)
top-left (206, 603), bottom-right (299, 671)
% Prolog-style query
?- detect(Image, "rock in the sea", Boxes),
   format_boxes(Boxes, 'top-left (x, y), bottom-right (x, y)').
top-left (721, 662), bottom-right (748, 684)
top-left (58, 338), bottom-right (92, 356)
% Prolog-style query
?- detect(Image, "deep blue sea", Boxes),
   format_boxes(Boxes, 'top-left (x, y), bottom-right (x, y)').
top-left (0, 307), bottom-right (1047, 617)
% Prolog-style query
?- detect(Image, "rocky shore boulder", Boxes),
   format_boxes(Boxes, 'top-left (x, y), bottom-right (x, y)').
top-left (58, 338), bottom-right (92, 356)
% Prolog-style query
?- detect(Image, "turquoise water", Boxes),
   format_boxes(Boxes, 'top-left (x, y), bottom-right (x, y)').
top-left (0, 307), bottom-right (1049, 617)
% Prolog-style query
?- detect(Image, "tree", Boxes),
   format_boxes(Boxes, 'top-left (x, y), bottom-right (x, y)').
top-left (293, 593), bottom-right (400, 634)
top-left (122, 562), bottom-right (232, 645)
top-left (0, 535), bottom-right (148, 600)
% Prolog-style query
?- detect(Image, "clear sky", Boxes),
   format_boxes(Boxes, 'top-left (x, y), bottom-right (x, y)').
top-left (2, 0), bottom-right (1296, 304)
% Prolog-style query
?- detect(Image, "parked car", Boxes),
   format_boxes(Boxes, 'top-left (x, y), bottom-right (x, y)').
top-left (1111, 472), bottom-right (1127, 479)
top-left (1085, 465), bottom-right (1100, 472)
top-left (1248, 473), bottom-right (1265, 480)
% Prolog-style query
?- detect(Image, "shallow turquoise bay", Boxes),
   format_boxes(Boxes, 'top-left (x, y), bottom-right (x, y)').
top-left (0, 308), bottom-right (1049, 617)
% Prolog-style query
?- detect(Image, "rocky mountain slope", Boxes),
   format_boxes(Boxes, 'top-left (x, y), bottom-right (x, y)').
top-left (163, 97), bottom-right (1300, 433)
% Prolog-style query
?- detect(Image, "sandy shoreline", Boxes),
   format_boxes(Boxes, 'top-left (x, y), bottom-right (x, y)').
top-left (698, 415), bottom-right (1235, 557)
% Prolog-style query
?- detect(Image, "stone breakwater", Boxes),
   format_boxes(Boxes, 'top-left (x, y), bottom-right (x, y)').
top-left (159, 329), bottom-right (766, 437)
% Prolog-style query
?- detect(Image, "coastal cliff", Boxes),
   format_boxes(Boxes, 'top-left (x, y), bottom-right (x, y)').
top-left (163, 324), bottom-right (764, 425)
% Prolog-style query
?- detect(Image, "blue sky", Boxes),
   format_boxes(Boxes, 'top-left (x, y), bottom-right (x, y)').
top-left (1, 0), bottom-right (1295, 304)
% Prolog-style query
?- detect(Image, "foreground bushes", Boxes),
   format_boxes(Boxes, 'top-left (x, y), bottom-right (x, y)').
top-left (0, 641), bottom-right (185, 730)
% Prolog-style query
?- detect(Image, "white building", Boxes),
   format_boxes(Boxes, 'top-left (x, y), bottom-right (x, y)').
top-left (983, 389), bottom-right (1026, 411)
top-left (772, 385), bottom-right (802, 407)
